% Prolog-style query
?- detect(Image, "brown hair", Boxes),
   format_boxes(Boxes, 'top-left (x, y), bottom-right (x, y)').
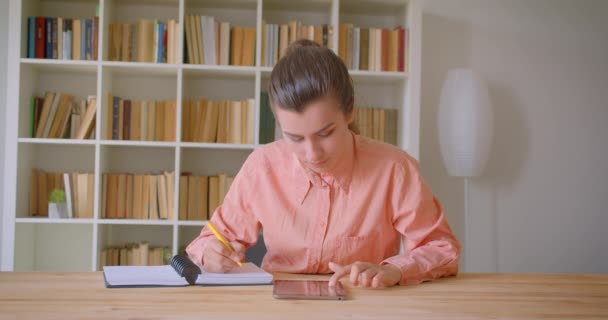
top-left (268, 39), bottom-right (357, 132)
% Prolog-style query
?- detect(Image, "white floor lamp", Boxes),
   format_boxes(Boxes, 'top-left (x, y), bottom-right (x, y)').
top-left (438, 68), bottom-right (493, 272)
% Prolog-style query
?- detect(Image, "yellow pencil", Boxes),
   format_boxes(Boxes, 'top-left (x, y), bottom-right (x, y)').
top-left (206, 221), bottom-right (243, 267)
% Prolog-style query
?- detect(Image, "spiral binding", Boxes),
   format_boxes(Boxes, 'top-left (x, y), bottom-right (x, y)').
top-left (171, 255), bottom-right (201, 285)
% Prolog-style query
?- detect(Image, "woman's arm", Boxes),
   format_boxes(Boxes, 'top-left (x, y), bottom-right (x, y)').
top-left (381, 155), bottom-right (461, 285)
top-left (186, 158), bottom-right (262, 269)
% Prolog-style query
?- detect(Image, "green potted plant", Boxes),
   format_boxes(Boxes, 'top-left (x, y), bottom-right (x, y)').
top-left (48, 188), bottom-right (68, 219)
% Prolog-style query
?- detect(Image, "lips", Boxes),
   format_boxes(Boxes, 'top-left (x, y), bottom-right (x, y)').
top-left (309, 159), bottom-right (328, 167)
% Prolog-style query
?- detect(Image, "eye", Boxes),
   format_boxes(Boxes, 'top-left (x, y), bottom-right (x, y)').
top-left (318, 129), bottom-right (334, 138)
top-left (289, 135), bottom-right (304, 142)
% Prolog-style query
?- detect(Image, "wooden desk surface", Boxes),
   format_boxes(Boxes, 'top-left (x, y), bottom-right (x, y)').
top-left (0, 272), bottom-right (606, 319)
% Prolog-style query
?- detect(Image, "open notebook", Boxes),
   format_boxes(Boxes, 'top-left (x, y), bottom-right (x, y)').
top-left (103, 255), bottom-right (273, 288)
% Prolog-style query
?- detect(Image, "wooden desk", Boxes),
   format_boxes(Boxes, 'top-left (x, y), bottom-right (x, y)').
top-left (0, 272), bottom-right (606, 319)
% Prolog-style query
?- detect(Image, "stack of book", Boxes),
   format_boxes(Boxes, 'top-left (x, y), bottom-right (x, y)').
top-left (182, 98), bottom-right (255, 144)
top-left (101, 242), bottom-right (171, 266)
top-left (31, 93), bottom-right (97, 140)
top-left (184, 15), bottom-right (255, 66)
top-left (354, 107), bottom-right (398, 145)
top-left (339, 24), bottom-right (409, 72)
top-left (29, 169), bottom-right (94, 219)
top-left (26, 16), bottom-right (99, 60)
top-left (108, 19), bottom-right (180, 64)
top-left (262, 20), bottom-right (334, 67)
top-left (178, 173), bottom-right (234, 221)
top-left (101, 171), bottom-right (175, 220)
top-left (105, 95), bottom-right (176, 141)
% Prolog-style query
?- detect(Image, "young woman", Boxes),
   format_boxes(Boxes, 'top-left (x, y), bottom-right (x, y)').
top-left (186, 40), bottom-right (460, 288)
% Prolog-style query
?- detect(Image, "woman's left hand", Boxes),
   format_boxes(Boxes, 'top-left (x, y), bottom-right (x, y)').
top-left (328, 261), bottom-right (401, 288)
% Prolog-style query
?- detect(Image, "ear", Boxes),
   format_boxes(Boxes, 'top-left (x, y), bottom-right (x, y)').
top-left (269, 104), bottom-right (282, 129)
top-left (345, 110), bottom-right (355, 124)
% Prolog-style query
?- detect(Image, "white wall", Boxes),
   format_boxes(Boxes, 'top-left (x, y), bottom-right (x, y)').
top-left (0, 0), bottom-right (10, 264)
top-left (421, 0), bottom-right (608, 273)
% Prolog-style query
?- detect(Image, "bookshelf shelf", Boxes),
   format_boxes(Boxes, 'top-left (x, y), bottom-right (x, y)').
top-left (20, 58), bottom-right (99, 70)
top-left (182, 65), bottom-right (257, 76)
top-left (97, 219), bottom-right (174, 226)
top-left (100, 140), bottom-right (177, 148)
top-left (3, 0), bottom-right (421, 271)
top-left (349, 70), bottom-right (407, 80)
top-left (18, 138), bottom-right (97, 146)
top-left (102, 62), bottom-right (180, 76)
top-left (15, 218), bottom-right (95, 224)
top-left (180, 142), bottom-right (256, 150)
top-left (177, 220), bottom-right (207, 227)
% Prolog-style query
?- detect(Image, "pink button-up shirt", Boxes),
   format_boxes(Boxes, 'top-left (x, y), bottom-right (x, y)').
top-left (186, 134), bottom-right (460, 285)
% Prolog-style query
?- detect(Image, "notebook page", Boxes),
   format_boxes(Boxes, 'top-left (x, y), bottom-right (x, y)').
top-left (103, 265), bottom-right (189, 287)
top-left (196, 262), bottom-right (273, 285)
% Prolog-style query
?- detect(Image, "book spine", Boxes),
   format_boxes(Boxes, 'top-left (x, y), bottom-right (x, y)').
top-left (80, 19), bottom-right (86, 60)
top-left (112, 96), bottom-right (120, 140)
top-left (45, 17), bottom-right (53, 59)
top-left (86, 19), bottom-right (92, 60)
top-left (157, 22), bottom-right (164, 63)
top-left (123, 100), bottom-right (131, 141)
top-left (51, 18), bottom-right (58, 59)
top-left (27, 17), bottom-right (36, 58)
top-left (35, 17), bottom-right (45, 58)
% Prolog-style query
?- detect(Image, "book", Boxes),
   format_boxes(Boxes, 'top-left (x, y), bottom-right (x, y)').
top-left (103, 255), bottom-right (273, 287)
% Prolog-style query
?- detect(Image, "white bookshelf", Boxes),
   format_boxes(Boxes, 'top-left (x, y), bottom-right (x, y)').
top-left (2, 0), bottom-right (421, 271)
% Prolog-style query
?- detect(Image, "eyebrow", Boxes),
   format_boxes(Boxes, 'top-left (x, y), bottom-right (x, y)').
top-left (284, 122), bottom-right (335, 138)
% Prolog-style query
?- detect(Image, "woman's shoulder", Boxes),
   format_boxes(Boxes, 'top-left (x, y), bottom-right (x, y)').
top-left (355, 135), bottom-right (419, 173)
top-left (241, 140), bottom-right (292, 174)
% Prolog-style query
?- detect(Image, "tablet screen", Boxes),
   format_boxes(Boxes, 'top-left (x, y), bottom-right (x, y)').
top-left (272, 280), bottom-right (346, 300)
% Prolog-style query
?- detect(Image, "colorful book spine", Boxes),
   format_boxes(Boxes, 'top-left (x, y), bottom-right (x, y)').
top-left (157, 22), bottom-right (165, 63)
top-left (45, 17), bottom-right (53, 59)
top-left (63, 19), bottom-right (72, 60)
top-left (80, 19), bottom-right (86, 60)
top-left (27, 17), bottom-right (36, 58)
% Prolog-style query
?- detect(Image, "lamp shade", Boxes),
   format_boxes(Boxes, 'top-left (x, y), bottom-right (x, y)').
top-left (438, 68), bottom-right (493, 177)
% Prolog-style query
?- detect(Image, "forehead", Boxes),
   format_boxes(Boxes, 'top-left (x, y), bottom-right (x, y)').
top-left (274, 97), bottom-right (343, 134)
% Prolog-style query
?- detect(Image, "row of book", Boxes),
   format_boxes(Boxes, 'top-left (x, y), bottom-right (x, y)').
top-left (338, 24), bottom-right (409, 72)
top-left (354, 107), bottom-right (398, 145)
top-left (30, 169), bottom-right (94, 218)
top-left (27, 16), bottom-right (99, 60)
top-left (108, 19), bottom-right (180, 64)
top-left (29, 93), bottom-right (398, 145)
top-left (261, 21), bottom-right (334, 67)
top-left (182, 98), bottom-right (255, 144)
top-left (184, 16), bottom-right (256, 66)
top-left (101, 172), bottom-right (175, 220)
top-left (106, 95), bottom-right (177, 142)
top-left (178, 173), bottom-right (234, 221)
top-left (25, 16), bottom-right (408, 72)
top-left (31, 92), bottom-right (97, 139)
top-left (101, 242), bottom-right (171, 266)
top-left (30, 170), bottom-right (232, 221)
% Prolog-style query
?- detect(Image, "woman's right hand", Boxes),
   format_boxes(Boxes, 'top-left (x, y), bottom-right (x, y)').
top-left (201, 238), bottom-right (246, 273)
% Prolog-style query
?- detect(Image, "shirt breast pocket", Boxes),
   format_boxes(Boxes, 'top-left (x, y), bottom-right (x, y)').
top-left (331, 231), bottom-right (385, 265)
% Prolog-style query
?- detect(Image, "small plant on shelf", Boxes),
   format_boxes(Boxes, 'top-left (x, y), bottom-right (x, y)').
top-left (48, 189), bottom-right (68, 219)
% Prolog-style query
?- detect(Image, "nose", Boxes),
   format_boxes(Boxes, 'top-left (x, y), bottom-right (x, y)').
top-left (304, 139), bottom-right (324, 162)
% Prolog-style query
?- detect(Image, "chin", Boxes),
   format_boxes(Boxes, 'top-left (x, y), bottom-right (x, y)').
top-left (307, 161), bottom-right (332, 173)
